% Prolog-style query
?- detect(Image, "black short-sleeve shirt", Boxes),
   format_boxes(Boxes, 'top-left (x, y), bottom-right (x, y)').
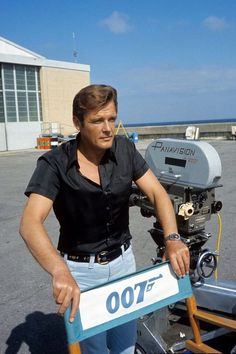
top-left (25, 135), bottom-right (149, 254)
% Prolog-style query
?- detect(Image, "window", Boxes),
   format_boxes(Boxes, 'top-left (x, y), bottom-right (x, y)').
top-left (26, 66), bottom-right (36, 91)
top-left (0, 66), bottom-right (2, 91)
top-left (1, 63), bottom-right (42, 123)
top-left (17, 92), bottom-right (28, 121)
top-left (36, 69), bottom-right (40, 91)
top-left (16, 66), bottom-right (26, 90)
top-left (0, 66), bottom-right (4, 122)
top-left (28, 92), bottom-right (38, 121)
top-left (0, 92), bottom-right (4, 122)
top-left (38, 92), bottom-right (42, 121)
top-left (3, 64), bottom-right (14, 90)
top-left (5, 91), bottom-right (17, 122)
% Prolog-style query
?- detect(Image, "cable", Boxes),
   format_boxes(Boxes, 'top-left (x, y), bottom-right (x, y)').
top-left (214, 212), bottom-right (222, 281)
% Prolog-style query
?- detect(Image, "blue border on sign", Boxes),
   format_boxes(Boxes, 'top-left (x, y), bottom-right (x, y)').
top-left (64, 262), bottom-right (192, 344)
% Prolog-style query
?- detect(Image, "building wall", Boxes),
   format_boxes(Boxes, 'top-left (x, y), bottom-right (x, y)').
top-left (0, 123), bottom-right (7, 150)
top-left (40, 67), bottom-right (90, 135)
top-left (7, 122), bottom-right (41, 150)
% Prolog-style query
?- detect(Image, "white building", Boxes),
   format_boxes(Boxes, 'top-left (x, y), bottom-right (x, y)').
top-left (0, 36), bottom-right (90, 151)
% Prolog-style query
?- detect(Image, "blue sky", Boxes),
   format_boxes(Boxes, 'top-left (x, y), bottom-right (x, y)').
top-left (1, 0), bottom-right (236, 124)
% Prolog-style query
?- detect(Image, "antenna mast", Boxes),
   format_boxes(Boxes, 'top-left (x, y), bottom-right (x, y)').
top-left (72, 32), bottom-right (78, 62)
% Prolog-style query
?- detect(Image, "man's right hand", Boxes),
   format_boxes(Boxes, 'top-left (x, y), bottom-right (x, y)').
top-left (52, 269), bottom-right (81, 323)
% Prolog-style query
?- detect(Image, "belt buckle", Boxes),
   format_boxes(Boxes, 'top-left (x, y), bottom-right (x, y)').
top-left (97, 250), bottom-right (109, 265)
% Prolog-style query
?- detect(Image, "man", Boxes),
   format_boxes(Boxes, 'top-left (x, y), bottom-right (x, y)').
top-left (20, 84), bottom-right (189, 354)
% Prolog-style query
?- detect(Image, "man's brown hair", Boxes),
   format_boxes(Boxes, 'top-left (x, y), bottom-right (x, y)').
top-left (73, 84), bottom-right (118, 123)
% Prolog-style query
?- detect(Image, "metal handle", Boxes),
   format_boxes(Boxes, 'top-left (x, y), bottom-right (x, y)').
top-left (160, 171), bottom-right (181, 179)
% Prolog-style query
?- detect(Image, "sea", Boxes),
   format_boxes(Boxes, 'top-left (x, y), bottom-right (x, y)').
top-left (124, 118), bottom-right (236, 127)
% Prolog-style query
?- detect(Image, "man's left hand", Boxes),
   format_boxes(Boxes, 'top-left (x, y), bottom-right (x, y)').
top-left (163, 240), bottom-right (190, 277)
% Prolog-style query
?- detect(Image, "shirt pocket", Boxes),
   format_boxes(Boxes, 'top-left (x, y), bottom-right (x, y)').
top-left (111, 175), bottom-right (132, 197)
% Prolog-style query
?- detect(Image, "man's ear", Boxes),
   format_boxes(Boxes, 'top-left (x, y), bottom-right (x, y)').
top-left (73, 115), bottom-right (81, 131)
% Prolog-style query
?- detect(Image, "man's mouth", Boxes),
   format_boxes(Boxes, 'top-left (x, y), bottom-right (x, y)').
top-left (101, 136), bottom-right (113, 140)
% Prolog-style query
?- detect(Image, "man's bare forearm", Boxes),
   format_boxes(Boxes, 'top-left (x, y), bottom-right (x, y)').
top-left (19, 216), bottom-right (69, 276)
top-left (135, 169), bottom-right (190, 276)
top-left (153, 189), bottom-right (178, 236)
top-left (20, 213), bottom-right (80, 322)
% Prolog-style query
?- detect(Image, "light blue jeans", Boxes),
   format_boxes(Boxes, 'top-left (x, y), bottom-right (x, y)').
top-left (64, 245), bottom-right (137, 354)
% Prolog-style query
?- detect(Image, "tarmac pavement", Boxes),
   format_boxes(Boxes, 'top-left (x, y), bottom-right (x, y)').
top-left (0, 139), bottom-right (235, 353)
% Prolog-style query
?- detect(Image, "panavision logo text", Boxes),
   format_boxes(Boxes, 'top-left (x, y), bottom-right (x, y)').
top-left (151, 141), bottom-right (195, 156)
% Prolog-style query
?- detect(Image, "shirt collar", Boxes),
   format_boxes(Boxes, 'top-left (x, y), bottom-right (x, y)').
top-left (66, 134), bottom-right (79, 171)
top-left (66, 133), bottom-right (117, 172)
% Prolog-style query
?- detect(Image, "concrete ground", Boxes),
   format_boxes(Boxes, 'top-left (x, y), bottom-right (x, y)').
top-left (0, 139), bottom-right (235, 353)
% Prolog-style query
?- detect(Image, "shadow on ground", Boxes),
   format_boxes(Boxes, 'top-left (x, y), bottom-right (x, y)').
top-left (5, 311), bottom-right (68, 354)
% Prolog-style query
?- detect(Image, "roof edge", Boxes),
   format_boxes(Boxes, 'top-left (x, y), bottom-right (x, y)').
top-left (0, 53), bottom-right (90, 72)
top-left (0, 36), bottom-right (45, 59)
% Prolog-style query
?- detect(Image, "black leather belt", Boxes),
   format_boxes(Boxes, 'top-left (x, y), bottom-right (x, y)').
top-left (61, 240), bottom-right (130, 265)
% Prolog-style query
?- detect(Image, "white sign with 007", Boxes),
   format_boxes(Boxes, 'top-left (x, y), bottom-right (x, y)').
top-left (79, 263), bottom-right (179, 330)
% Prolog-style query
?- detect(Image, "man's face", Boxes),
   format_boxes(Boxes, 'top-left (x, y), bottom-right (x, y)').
top-left (74, 100), bottom-right (117, 151)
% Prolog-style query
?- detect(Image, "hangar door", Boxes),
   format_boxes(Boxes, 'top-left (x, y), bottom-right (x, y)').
top-left (0, 63), bottom-right (42, 151)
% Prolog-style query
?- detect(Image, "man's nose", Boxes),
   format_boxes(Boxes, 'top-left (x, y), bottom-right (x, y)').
top-left (103, 120), bottom-right (111, 131)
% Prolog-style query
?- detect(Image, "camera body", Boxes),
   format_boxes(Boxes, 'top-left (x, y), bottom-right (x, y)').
top-left (130, 138), bottom-right (223, 280)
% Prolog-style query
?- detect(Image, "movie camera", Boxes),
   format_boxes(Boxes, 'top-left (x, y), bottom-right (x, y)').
top-left (130, 138), bottom-right (223, 281)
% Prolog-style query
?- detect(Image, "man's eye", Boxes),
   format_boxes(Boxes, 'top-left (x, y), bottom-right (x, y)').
top-left (92, 120), bottom-right (102, 124)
